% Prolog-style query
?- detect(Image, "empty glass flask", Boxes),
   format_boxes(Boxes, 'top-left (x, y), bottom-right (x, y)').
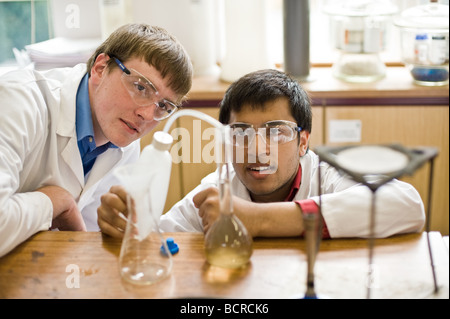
top-left (115, 131), bottom-right (174, 285)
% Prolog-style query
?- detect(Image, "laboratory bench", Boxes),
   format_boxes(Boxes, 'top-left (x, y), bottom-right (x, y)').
top-left (141, 66), bottom-right (449, 236)
top-left (0, 230), bottom-right (448, 299)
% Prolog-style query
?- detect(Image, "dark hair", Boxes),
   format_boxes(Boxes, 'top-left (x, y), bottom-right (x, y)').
top-left (218, 69), bottom-right (312, 133)
top-left (87, 23), bottom-right (193, 103)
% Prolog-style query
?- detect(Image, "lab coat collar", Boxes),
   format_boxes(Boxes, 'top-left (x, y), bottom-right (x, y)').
top-left (57, 64), bottom-right (87, 138)
top-left (82, 147), bottom-right (124, 193)
top-left (57, 64), bottom-right (125, 190)
top-left (58, 64), bottom-right (88, 187)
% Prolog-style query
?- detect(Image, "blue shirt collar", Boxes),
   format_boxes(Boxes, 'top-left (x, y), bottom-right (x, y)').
top-left (76, 74), bottom-right (117, 176)
top-left (76, 74), bottom-right (117, 149)
top-left (76, 74), bottom-right (95, 144)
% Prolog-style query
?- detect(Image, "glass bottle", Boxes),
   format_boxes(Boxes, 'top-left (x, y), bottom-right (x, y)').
top-left (114, 131), bottom-right (173, 285)
top-left (204, 127), bottom-right (253, 269)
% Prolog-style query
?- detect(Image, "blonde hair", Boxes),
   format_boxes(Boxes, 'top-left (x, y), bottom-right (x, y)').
top-left (87, 23), bottom-right (193, 102)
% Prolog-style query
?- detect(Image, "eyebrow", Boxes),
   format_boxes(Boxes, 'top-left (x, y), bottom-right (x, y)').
top-left (112, 56), bottom-right (155, 89)
top-left (229, 122), bottom-right (252, 127)
top-left (115, 61), bottom-right (177, 105)
top-left (129, 68), bottom-right (157, 90)
top-left (132, 68), bottom-right (181, 105)
top-left (230, 121), bottom-right (295, 127)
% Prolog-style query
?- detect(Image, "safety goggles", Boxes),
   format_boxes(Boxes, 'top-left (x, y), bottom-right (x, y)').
top-left (112, 56), bottom-right (178, 121)
top-left (229, 120), bottom-right (302, 148)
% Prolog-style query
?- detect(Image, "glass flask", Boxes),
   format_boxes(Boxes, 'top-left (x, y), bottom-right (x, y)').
top-left (114, 131), bottom-right (174, 285)
top-left (204, 127), bottom-right (253, 269)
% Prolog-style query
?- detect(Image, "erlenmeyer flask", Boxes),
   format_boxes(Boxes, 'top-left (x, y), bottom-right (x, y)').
top-left (204, 127), bottom-right (253, 269)
top-left (114, 131), bottom-right (173, 285)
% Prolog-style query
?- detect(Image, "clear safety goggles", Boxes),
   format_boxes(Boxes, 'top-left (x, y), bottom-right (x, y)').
top-left (229, 120), bottom-right (302, 148)
top-left (112, 56), bottom-right (178, 121)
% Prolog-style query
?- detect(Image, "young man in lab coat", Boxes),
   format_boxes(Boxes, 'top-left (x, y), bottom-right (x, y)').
top-left (98, 69), bottom-right (425, 239)
top-left (0, 24), bottom-right (193, 257)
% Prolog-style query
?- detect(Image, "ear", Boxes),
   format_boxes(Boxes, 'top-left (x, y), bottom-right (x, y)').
top-left (89, 53), bottom-right (109, 86)
top-left (298, 131), bottom-right (310, 157)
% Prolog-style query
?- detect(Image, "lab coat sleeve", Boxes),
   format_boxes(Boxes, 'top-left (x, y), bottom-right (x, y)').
top-left (0, 193), bottom-right (53, 257)
top-left (311, 164), bottom-right (426, 238)
top-left (159, 171), bottom-right (218, 233)
top-left (0, 82), bottom-right (53, 257)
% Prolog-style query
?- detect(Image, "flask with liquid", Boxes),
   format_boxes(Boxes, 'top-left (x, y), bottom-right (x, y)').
top-left (204, 127), bottom-right (253, 269)
top-left (114, 131), bottom-right (174, 285)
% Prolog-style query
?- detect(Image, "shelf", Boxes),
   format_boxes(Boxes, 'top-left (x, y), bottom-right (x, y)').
top-left (187, 67), bottom-right (449, 107)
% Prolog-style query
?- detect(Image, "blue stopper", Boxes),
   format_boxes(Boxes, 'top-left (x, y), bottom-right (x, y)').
top-left (161, 237), bottom-right (179, 255)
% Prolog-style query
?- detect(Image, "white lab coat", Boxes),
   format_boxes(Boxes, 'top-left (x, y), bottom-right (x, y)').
top-left (160, 151), bottom-right (425, 238)
top-left (0, 64), bottom-right (140, 257)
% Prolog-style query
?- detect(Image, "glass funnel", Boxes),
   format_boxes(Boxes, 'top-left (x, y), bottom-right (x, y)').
top-left (204, 127), bottom-right (253, 269)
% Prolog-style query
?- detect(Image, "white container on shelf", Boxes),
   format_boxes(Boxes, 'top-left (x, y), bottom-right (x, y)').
top-left (132, 0), bottom-right (219, 76)
top-left (220, 0), bottom-right (272, 83)
top-left (99, 0), bottom-right (132, 40)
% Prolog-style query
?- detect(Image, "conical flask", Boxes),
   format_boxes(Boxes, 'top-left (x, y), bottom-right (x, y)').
top-left (204, 127), bottom-right (253, 269)
top-left (114, 131), bottom-right (173, 285)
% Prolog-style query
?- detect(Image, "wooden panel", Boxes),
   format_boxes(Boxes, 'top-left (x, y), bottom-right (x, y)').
top-left (310, 106), bottom-right (324, 148)
top-left (178, 108), bottom-right (220, 196)
top-left (324, 106), bottom-right (449, 235)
